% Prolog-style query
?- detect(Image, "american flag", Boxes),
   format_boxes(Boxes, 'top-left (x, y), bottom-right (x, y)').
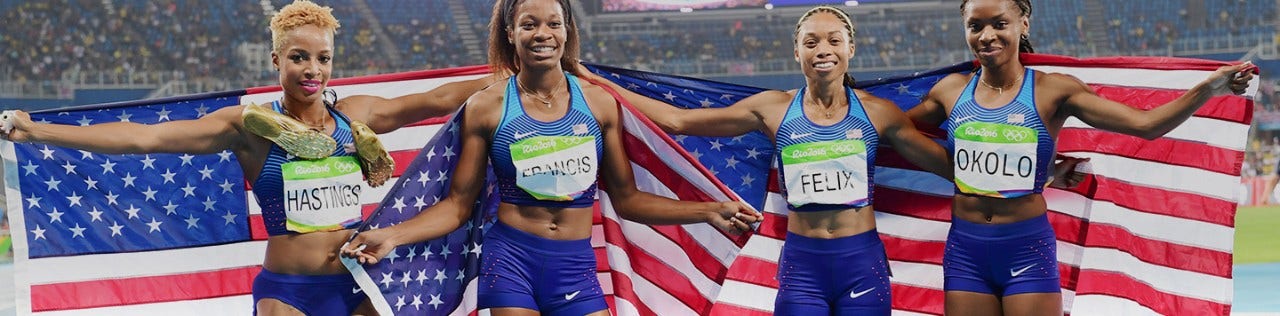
top-left (3, 54), bottom-right (1254, 315)
top-left (586, 55), bottom-right (1252, 315)
top-left (341, 108), bottom-right (497, 316)
top-left (1, 66), bottom-right (492, 315)
top-left (346, 71), bottom-right (756, 315)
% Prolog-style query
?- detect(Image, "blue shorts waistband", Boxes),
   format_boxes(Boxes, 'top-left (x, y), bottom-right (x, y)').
top-left (949, 212), bottom-right (1052, 240)
top-left (784, 229), bottom-right (883, 253)
top-left (256, 269), bottom-right (356, 284)
top-left (490, 220), bottom-right (592, 253)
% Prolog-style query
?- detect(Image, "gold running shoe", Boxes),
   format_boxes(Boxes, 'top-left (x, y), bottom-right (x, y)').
top-left (241, 102), bottom-right (336, 160)
top-left (349, 120), bottom-right (394, 187)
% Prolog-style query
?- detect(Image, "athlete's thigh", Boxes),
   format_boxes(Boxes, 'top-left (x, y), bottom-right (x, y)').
top-left (1002, 292), bottom-right (1062, 316)
top-left (489, 307), bottom-right (541, 316)
top-left (945, 291), bottom-right (1002, 316)
top-left (255, 298), bottom-right (306, 316)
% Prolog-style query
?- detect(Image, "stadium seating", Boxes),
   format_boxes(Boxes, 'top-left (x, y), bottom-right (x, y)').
top-left (1, 0), bottom-right (1274, 86)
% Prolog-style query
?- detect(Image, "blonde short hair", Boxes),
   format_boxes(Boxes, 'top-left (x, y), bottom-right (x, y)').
top-left (269, 0), bottom-right (340, 53)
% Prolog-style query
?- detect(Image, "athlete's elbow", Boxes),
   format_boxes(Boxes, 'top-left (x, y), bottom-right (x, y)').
top-left (652, 116), bottom-right (686, 134)
top-left (1132, 123), bottom-right (1170, 140)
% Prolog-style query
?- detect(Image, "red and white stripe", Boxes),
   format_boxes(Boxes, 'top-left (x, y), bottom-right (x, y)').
top-left (709, 55), bottom-right (1255, 316)
top-left (6, 56), bottom-right (1253, 315)
top-left (3, 67), bottom-right (489, 316)
top-left (589, 99), bottom-right (752, 316)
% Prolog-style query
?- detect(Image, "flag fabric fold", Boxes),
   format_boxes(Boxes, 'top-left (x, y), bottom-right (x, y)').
top-left (344, 70), bottom-right (753, 315)
top-left (2, 54), bottom-right (1255, 316)
top-left (586, 55), bottom-right (1254, 315)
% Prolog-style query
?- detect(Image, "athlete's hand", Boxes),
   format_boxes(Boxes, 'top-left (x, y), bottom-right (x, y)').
top-left (341, 228), bottom-right (400, 265)
top-left (0, 110), bottom-right (36, 143)
top-left (707, 201), bottom-right (762, 235)
top-left (1049, 155), bottom-right (1090, 189)
top-left (1203, 61), bottom-right (1254, 96)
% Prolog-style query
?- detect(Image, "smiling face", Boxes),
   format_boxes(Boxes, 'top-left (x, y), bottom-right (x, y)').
top-left (487, 0), bottom-right (583, 75)
top-left (962, 0), bottom-right (1030, 66)
top-left (272, 24), bottom-right (333, 104)
top-left (793, 11), bottom-right (855, 83)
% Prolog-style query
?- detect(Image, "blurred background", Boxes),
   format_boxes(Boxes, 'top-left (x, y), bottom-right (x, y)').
top-left (0, 0), bottom-right (1277, 313)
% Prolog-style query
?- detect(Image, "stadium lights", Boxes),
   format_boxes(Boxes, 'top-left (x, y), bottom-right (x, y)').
top-left (680, 7), bottom-right (693, 13)
top-left (765, 3), bottom-right (774, 10)
top-left (846, 1), bottom-right (860, 6)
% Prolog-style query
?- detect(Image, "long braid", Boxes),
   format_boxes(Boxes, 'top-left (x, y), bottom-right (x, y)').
top-left (795, 6), bottom-right (858, 87)
top-left (960, 0), bottom-right (1035, 53)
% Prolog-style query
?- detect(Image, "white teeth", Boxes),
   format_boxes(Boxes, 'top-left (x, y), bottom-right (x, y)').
top-left (532, 47), bottom-right (554, 53)
top-left (813, 62), bottom-right (835, 69)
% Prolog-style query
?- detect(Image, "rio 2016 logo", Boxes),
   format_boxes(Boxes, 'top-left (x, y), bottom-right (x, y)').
top-left (1002, 129), bottom-right (1031, 142)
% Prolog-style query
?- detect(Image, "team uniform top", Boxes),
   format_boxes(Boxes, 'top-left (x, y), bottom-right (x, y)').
top-left (254, 100), bottom-right (365, 236)
top-left (943, 68), bottom-right (1056, 198)
top-left (774, 87), bottom-right (880, 212)
top-left (491, 73), bottom-right (603, 208)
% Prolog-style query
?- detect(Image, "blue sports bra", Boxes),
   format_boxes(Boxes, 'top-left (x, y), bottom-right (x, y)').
top-left (253, 101), bottom-right (364, 236)
top-left (774, 87), bottom-right (879, 212)
top-left (943, 68), bottom-right (1055, 198)
top-left (490, 74), bottom-right (603, 208)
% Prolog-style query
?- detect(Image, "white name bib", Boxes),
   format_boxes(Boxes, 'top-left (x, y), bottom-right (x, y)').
top-left (780, 140), bottom-right (869, 207)
top-left (282, 156), bottom-right (364, 233)
top-left (952, 122), bottom-right (1038, 197)
top-left (510, 136), bottom-right (597, 201)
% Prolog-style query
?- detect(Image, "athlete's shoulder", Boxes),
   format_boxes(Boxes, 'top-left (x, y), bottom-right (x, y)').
top-left (923, 71), bottom-right (975, 101)
top-left (1032, 70), bottom-right (1092, 100)
top-left (737, 89), bottom-right (794, 108)
top-left (852, 89), bottom-right (897, 109)
top-left (1034, 70), bottom-right (1089, 89)
top-left (575, 78), bottom-right (618, 107)
top-left (936, 71), bottom-right (976, 89)
top-left (211, 104), bottom-right (250, 126)
top-left (460, 83), bottom-right (505, 122)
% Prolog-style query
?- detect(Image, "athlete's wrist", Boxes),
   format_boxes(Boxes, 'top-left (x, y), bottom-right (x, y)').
top-left (703, 202), bottom-right (730, 223)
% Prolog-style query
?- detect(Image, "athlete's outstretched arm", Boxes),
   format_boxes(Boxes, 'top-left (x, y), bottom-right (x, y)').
top-left (1062, 62), bottom-right (1252, 140)
top-left (580, 69), bottom-right (783, 137)
top-left (583, 86), bottom-right (760, 233)
top-left (1, 106), bottom-right (243, 155)
top-left (905, 73), bottom-right (969, 128)
top-left (866, 95), bottom-right (952, 179)
top-left (341, 94), bottom-right (496, 265)
top-left (337, 74), bottom-right (505, 133)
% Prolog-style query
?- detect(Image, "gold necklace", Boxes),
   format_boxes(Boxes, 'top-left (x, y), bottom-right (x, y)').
top-left (806, 99), bottom-right (843, 119)
top-left (979, 71), bottom-right (1025, 95)
top-left (517, 78), bottom-right (565, 108)
top-left (283, 106), bottom-right (328, 131)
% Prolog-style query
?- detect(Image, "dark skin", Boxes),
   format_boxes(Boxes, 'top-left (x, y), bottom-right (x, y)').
top-left (586, 12), bottom-right (953, 240)
top-left (340, 1), bottom-right (760, 315)
top-left (906, 0), bottom-right (1253, 315)
top-left (0, 23), bottom-right (505, 316)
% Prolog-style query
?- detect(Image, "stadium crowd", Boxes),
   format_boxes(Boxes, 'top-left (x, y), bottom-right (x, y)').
top-left (5, 0), bottom-right (1273, 84)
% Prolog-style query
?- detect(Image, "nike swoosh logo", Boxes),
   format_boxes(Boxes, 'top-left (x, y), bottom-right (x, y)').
top-left (954, 115), bottom-right (976, 123)
top-left (564, 290), bottom-right (581, 301)
top-left (849, 287), bottom-right (874, 299)
top-left (1010, 264), bottom-right (1036, 277)
top-left (514, 131), bottom-right (536, 139)
top-left (353, 287), bottom-right (363, 294)
top-left (789, 132), bottom-right (813, 140)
